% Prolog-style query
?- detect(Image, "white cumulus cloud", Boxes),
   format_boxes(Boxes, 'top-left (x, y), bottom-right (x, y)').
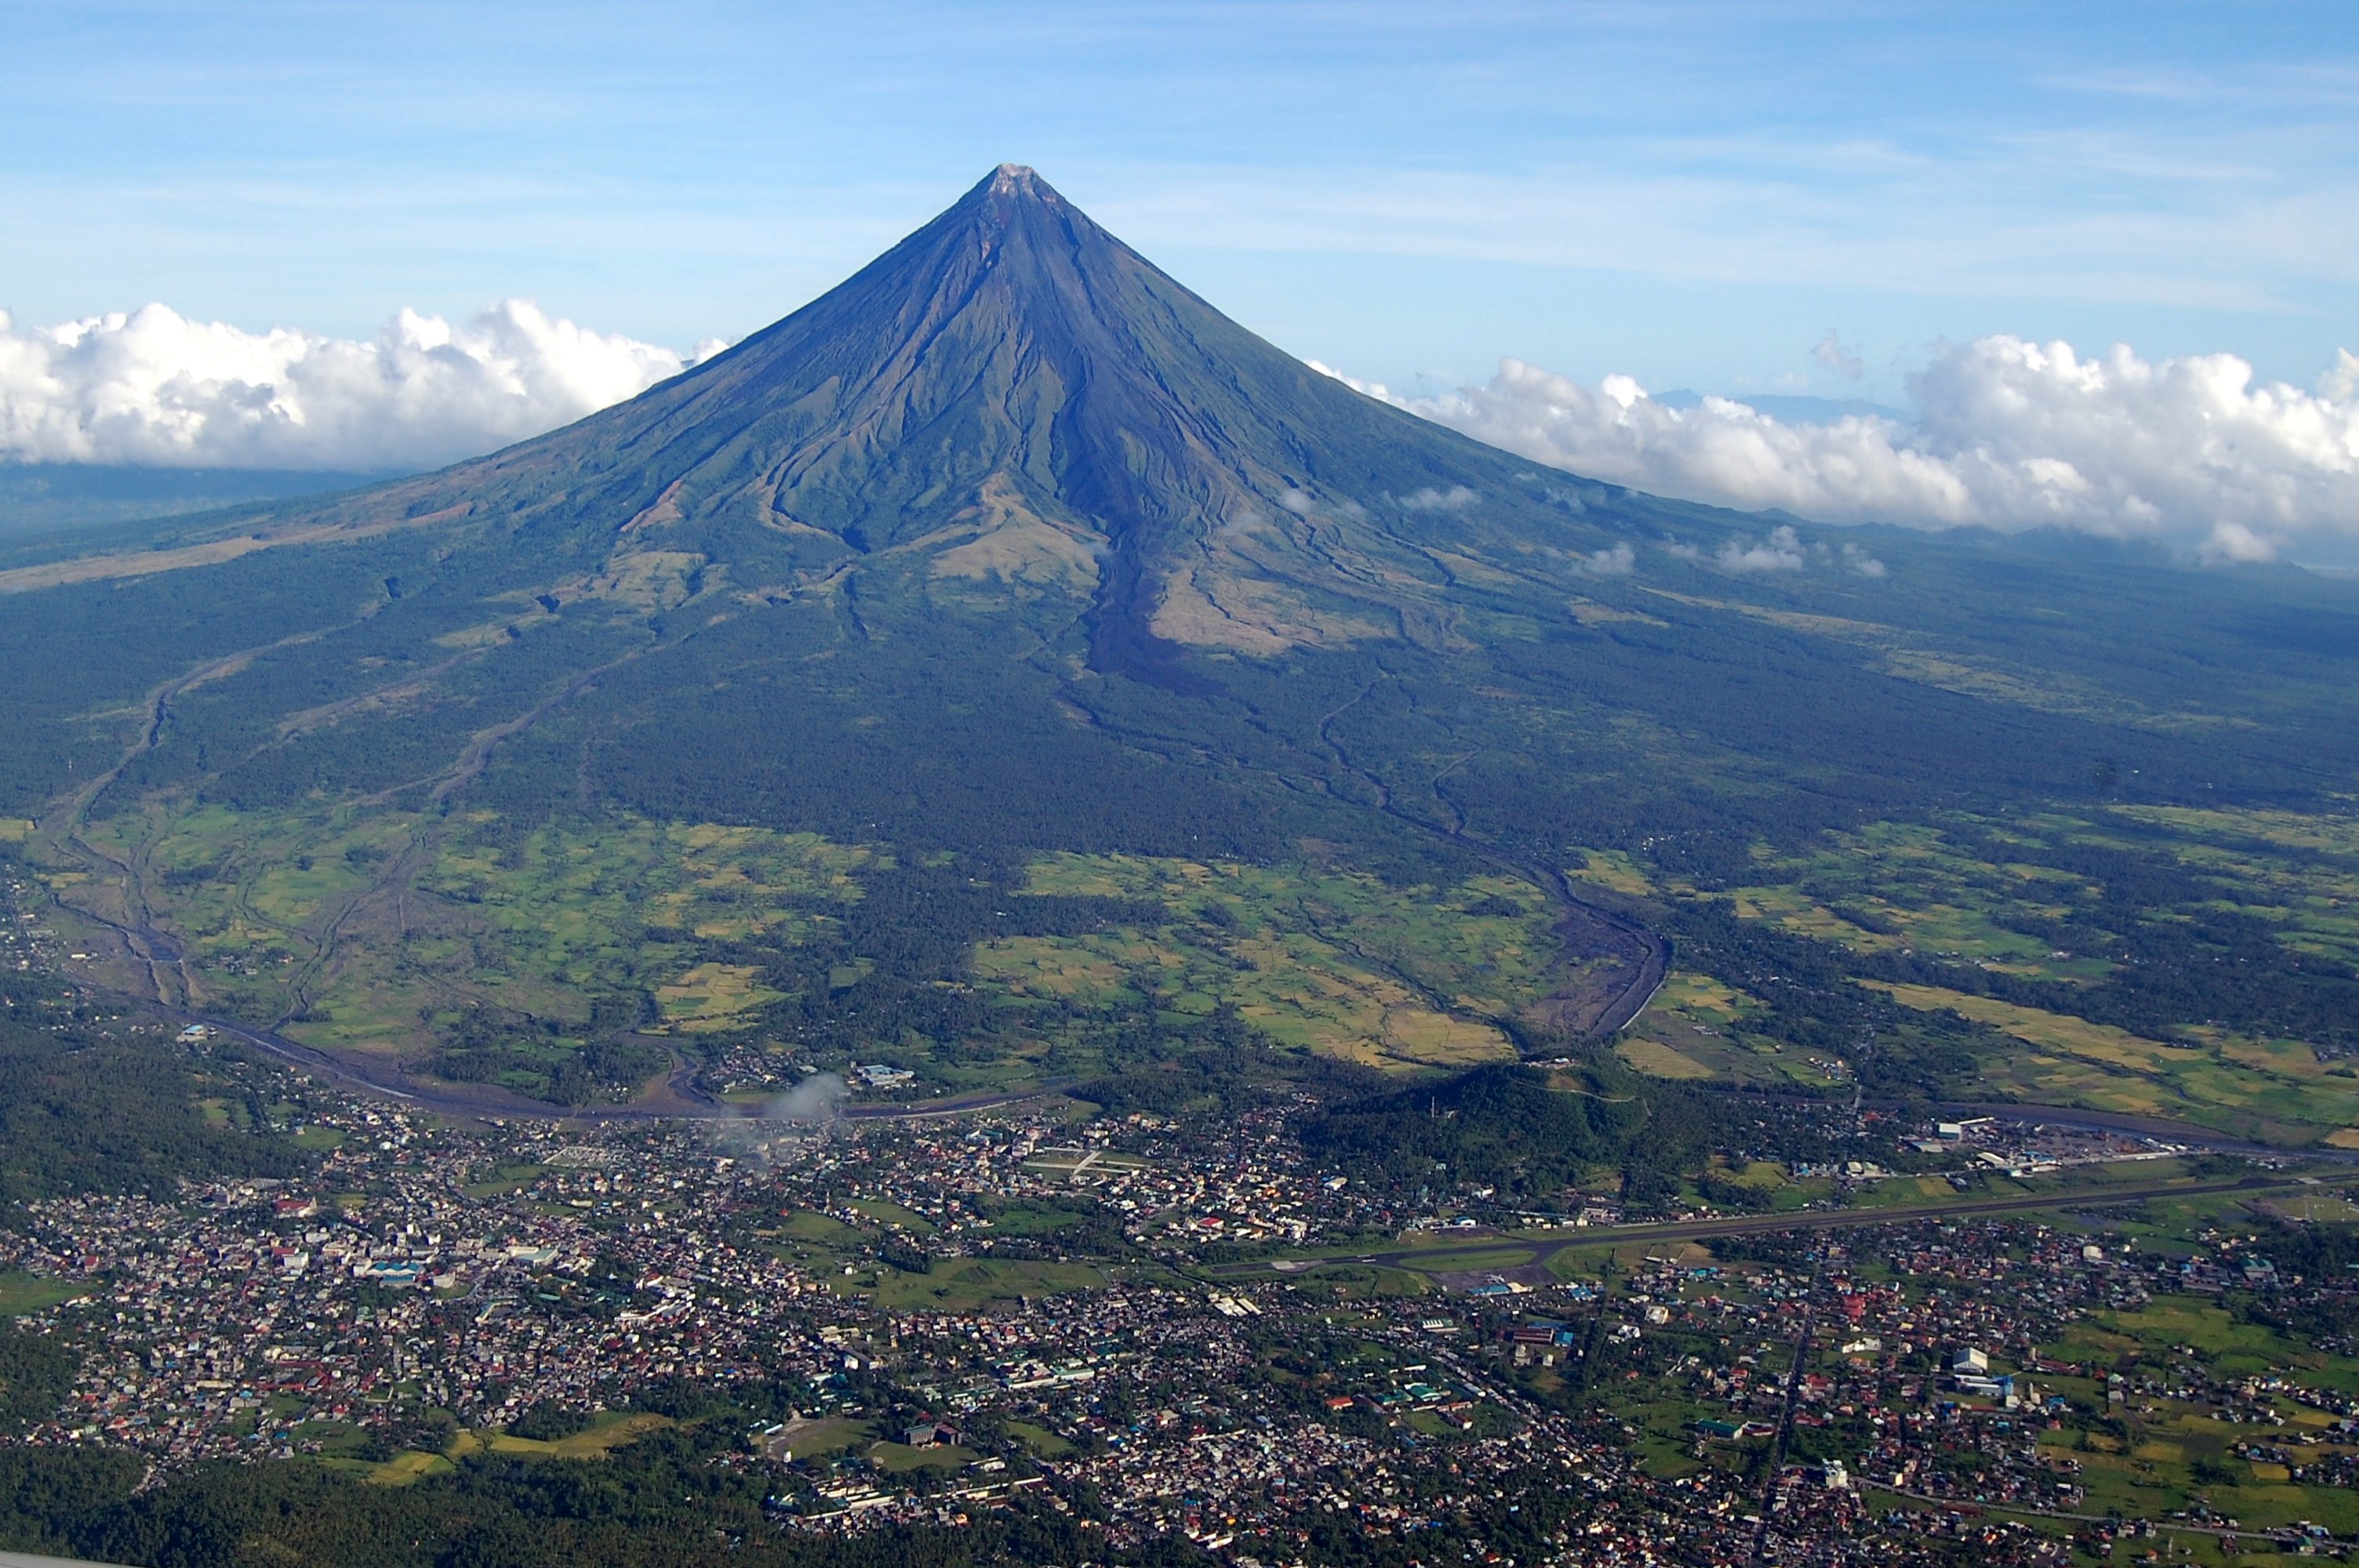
top-left (0, 301), bottom-right (719, 472)
top-left (1337, 339), bottom-right (2359, 564)
top-left (1717, 524), bottom-right (1807, 572)
top-left (1398, 484), bottom-right (1480, 512)
top-left (1812, 329), bottom-right (1863, 381)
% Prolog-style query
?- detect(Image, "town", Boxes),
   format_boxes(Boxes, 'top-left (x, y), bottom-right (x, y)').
top-left (6, 1007), bottom-right (2359, 1567)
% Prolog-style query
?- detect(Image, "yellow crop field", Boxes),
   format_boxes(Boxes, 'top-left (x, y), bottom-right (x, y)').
top-left (656, 962), bottom-right (783, 1032)
top-left (972, 935), bottom-right (1138, 1004)
top-left (1862, 982), bottom-right (2199, 1069)
top-left (1568, 849), bottom-right (1652, 895)
top-left (1616, 1036), bottom-right (1717, 1080)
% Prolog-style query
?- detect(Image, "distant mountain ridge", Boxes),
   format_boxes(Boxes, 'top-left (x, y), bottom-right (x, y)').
top-left (0, 464), bottom-right (385, 536)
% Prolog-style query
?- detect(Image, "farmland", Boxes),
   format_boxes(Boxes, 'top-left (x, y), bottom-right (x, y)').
top-left (1605, 804), bottom-right (2359, 1146)
top-left (977, 854), bottom-right (1558, 1071)
top-left (35, 803), bottom-right (1567, 1088)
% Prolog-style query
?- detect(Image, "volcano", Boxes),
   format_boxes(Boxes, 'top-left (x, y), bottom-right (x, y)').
top-left (16, 165), bottom-right (1678, 681)
top-left (10, 165), bottom-right (2358, 1102)
top-left (389, 163), bottom-right (1679, 681)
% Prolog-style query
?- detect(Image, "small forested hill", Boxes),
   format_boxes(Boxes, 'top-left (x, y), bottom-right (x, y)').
top-left (1302, 1064), bottom-right (1665, 1199)
top-left (0, 965), bottom-right (305, 1202)
top-left (2, 166), bottom-right (2357, 1127)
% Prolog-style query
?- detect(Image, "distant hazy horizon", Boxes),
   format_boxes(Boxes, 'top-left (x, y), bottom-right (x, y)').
top-left (5, 2), bottom-right (2353, 398)
top-left (5, 5), bottom-right (2358, 561)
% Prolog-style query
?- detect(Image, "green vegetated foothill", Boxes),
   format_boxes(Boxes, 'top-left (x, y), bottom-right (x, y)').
top-left (0, 1435), bottom-right (1211, 1568)
top-left (1300, 1062), bottom-right (1704, 1204)
top-left (0, 964), bottom-right (306, 1203)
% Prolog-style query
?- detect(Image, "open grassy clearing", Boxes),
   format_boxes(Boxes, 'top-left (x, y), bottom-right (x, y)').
top-left (848, 1198), bottom-right (937, 1233)
top-left (1386, 1246), bottom-right (1537, 1274)
top-left (976, 1201), bottom-right (1091, 1235)
top-left (869, 1440), bottom-right (979, 1474)
top-left (839, 1257), bottom-right (1108, 1312)
top-left (1619, 971), bottom-right (1851, 1088)
top-left (353, 1450), bottom-right (456, 1487)
top-left (1003, 1420), bottom-right (1074, 1457)
top-left (759, 1416), bottom-right (873, 1462)
top-left (1567, 849), bottom-right (1652, 896)
top-left (0, 1272), bottom-right (82, 1317)
top-left (467, 1410), bottom-right (676, 1459)
top-left (1288, 1262), bottom-right (1434, 1298)
top-left (776, 1209), bottom-right (856, 1242)
top-left (1612, 1036), bottom-right (1716, 1080)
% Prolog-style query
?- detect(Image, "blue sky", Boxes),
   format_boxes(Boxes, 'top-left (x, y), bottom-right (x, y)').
top-left (6, 0), bottom-right (2356, 405)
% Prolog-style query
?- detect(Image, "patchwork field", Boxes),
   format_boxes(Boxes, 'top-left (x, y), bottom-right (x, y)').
top-left (37, 800), bottom-right (1566, 1090)
top-left (1617, 971), bottom-right (1854, 1089)
top-left (656, 962), bottom-right (787, 1033)
top-left (40, 770), bottom-right (2359, 1132)
top-left (53, 801), bottom-right (874, 1048)
top-left (1690, 808), bottom-right (2359, 995)
top-left (1613, 804), bottom-right (2359, 1143)
top-left (983, 853), bottom-right (1561, 1071)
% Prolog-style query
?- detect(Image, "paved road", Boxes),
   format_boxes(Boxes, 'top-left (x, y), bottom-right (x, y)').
top-left (169, 1004), bottom-right (1057, 1125)
top-left (1228, 1172), bottom-right (2316, 1280)
top-left (1871, 1485), bottom-right (2345, 1552)
top-left (1754, 1247), bottom-right (1826, 1565)
top-left (1927, 1099), bottom-right (2346, 1160)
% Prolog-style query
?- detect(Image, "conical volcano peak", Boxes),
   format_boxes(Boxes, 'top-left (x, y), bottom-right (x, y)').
top-left (332, 155), bottom-right (1623, 680)
top-left (964, 162), bottom-right (1070, 227)
top-left (987, 162), bottom-right (1052, 199)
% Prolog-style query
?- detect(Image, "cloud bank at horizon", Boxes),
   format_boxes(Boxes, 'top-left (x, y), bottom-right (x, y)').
top-left (1333, 339), bottom-right (2359, 564)
top-left (4, 298), bottom-right (2356, 565)
top-left (0, 301), bottom-right (718, 473)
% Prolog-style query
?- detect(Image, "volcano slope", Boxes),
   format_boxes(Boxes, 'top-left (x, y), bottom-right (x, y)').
top-left (6, 165), bottom-right (2359, 1130)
